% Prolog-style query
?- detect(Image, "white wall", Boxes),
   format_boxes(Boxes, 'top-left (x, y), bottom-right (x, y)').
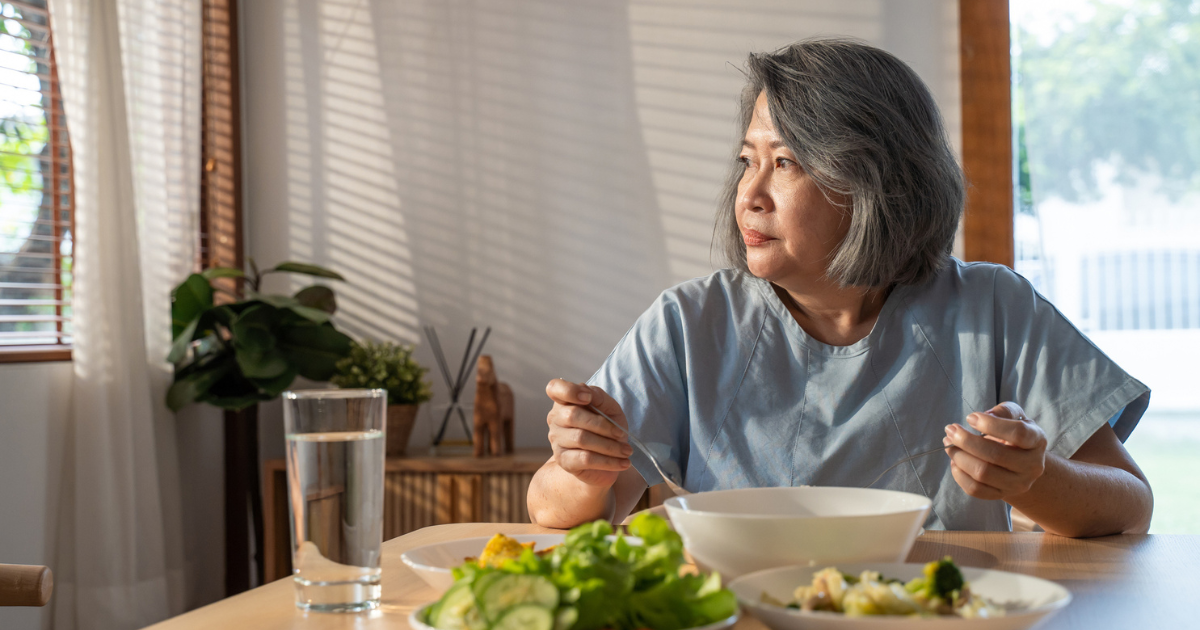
top-left (0, 362), bottom-right (71, 630)
top-left (240, 0), bottom-right (962, 457)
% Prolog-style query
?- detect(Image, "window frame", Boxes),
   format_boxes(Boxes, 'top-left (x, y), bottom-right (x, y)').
top-left (959, 0), bottom-right (1014, 268)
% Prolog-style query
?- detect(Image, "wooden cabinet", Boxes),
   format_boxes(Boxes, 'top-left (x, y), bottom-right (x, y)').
top-left (262, 449), bottom-right (550, 583)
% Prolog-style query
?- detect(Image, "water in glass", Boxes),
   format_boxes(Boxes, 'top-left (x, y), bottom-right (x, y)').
top-left (283, 389), bottom-right (386, 612)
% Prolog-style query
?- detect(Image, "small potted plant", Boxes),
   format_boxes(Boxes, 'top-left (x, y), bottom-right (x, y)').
top-left (332, 340), bottom-right (433, 457)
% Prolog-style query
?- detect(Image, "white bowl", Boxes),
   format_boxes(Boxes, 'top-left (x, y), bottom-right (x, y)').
top-left (409, 603), bottom-right (738, 630)
top-left (664, 487), bottom-right (931, 578)
top-left (728, 563), bottom-right (1071, 630)
top-left (401, 534), bottom-right (567, 591)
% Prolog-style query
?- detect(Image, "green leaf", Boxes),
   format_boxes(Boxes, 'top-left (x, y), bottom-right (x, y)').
top-left (167, 358), bottom-right (233, 411)
top-left (230, 304), bottom-right (278, 353)
top-left (199, 392), bottom-right (270, 411)
top-left (167, 317), bottom-right (200, 364)
top-left (228, 305), bottom-right (288, 379)
top-left (236, 348), bottom-right (290, 379)
top-left (171, 274), bottom-right (213, 338)
top-left (210, 305), bottom-right (238, 328)
top-left (249, 365), bottom-right (300, 398)
top-left (289, 304), bottom-right (332, 323)
top-left (278, 324), bottom-right (353, 381)
top-left (252, 293), bottom-right (300, 309)
top-left (268, 261), bottom-right (345, 281)
top-left (201, 267), bottom-right (246, 280)
top-left (294, 285), bottom-right (337, 314)
top-left (629, 511), bottom-right (678, 547)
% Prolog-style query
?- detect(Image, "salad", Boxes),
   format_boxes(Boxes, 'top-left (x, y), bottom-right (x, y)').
top-left (419, 513), bottom-right (737, 630)
top-left (767, 557), bottom-right (1003, 618)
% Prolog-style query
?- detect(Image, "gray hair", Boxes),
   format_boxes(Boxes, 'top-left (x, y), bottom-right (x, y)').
top-left (715, 38), bottom-right (964, 287)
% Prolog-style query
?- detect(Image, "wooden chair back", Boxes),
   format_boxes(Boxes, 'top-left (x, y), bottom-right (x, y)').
top-left (0, 564), bottom-right (53, 607)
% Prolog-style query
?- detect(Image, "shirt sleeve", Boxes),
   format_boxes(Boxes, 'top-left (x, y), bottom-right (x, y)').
top-left (992, 266), bottom-right (1150, 458)
top-left (587, 293), bottom-right (690, 487)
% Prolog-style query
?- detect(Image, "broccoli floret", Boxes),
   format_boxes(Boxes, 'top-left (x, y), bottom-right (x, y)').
top-left (924, 557), bottom-right (964, 600)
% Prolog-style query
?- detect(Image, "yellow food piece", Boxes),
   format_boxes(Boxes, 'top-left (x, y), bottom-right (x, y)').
top-left (476, 534), bottom-right (535, 568)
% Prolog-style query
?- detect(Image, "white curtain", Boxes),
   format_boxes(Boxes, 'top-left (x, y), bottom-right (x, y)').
top-left (46, 0), bottom-right (202, 627)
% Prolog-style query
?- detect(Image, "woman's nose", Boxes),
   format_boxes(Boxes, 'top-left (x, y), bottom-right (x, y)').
top-left (739, 167), bottom-right (773, 213)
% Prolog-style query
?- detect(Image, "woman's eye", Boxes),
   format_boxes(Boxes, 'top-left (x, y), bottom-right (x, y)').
top-left (775, 157), bottom-right (794, 169)
top-left (737, 156), bottom-right (751, 167)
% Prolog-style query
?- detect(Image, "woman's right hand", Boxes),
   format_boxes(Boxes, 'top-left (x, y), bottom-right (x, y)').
top-left (544, 379), bottom-right (634, 488)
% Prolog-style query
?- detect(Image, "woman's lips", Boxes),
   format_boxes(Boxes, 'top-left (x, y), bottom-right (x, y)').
top-left (742, 229), bottom-right (775, 246)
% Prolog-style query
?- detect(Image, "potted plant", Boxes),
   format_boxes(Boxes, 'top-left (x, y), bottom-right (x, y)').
top-left (331, 340), bottom-right (433, 457)
top-left (166, 260), bottom-right (354, 410)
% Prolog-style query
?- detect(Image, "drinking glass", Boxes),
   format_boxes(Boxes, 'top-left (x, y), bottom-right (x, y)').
top-left (283, 389), bottom-right (386, 612)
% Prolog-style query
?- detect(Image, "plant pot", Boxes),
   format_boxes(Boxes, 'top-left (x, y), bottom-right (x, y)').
top-left (386, 404), bottom-right (420, 457)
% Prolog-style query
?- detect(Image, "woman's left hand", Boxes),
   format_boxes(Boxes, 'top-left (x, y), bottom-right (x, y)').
top-left (944, 402), bottom-right (1048, 501)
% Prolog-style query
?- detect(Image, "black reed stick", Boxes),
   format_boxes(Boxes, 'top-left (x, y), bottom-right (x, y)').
top-left (426, 326), bottom-right (461, 447)
top-left (425, 326), bottom-right (455, 391)
top-left (462, 327), bottom-right (491, 392)
top-left (450, 328), bottom-right (477, 402)
top-left (452, 327), bottom-right (491, 437)
top-left (434, 327), bottom-right (477, 445)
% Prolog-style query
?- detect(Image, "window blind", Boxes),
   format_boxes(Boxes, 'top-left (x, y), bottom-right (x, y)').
top-left (0, 0), bottom-right (74, 355)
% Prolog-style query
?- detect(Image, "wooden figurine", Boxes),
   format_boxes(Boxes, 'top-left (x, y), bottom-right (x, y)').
top-left (473, 355), bottom-right (501, 457)
top-left (496, 382), bottom-right (514, 454)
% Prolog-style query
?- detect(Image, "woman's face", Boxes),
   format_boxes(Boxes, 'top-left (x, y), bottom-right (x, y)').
top-left (736, 91), bottom-right (850, 286)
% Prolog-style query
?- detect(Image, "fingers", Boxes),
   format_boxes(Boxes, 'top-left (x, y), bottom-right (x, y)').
top-left (967, 405), bottom-right (1047, 450)
top-left (943, 440), bottom-right (1022, 490)
top-left (548, 402), bottom-right (628, 442)
top-left (948, 459), bottom-right (1004, 500)
top-left (581, 385), bottom-right (628, 429)
top-left (555, 448), bottom-right (632, 474)
top-left (944, 423), bottom-right (1040, 474)
top-left (545, 379), bottom-right (629, 429)
top-left (552, 424), bottom-right (634, 459)
top-left (545, 379), bottom-right (633, 483)
top-left (945, 402), bottom-right (1047, 497)
top-left (546, 378), bottom-right (596, 407)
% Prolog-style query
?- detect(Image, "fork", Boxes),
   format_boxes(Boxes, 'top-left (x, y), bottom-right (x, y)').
top-left (588, 405), bottom-right (690, 497)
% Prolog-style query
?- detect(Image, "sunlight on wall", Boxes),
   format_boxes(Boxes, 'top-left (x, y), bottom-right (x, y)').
top-left (359, 0), bottom-right (675, 434)
top-left (283, 0), bottom-right (419, 343)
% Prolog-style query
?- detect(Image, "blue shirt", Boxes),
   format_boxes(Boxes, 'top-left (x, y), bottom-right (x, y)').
top-left (588, 259), bottom-right (1150, 531)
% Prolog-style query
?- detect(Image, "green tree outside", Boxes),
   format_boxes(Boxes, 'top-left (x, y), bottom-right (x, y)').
top-left (1014, 0), bottom-right (1200, 204)
top-left (0, 1), bottom-right (70, 344)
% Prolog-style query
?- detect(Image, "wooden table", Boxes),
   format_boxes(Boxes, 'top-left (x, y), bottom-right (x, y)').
top-left (148, 525), bottom-right (1199, 629)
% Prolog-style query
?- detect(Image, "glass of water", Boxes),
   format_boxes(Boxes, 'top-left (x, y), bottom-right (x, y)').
top-left (283, 389), bottom-right (386, 612)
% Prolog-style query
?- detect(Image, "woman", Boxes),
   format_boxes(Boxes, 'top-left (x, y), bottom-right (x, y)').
top-left (527, 39), bottom-right (1152, 536)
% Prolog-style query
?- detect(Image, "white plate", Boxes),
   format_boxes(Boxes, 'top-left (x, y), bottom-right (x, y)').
top-left (409, 603), bottom-right (738, 630)
top-left (401, 534), bottom-right (567, 591)
top-left (728, 563), bottom-right (1071, 630)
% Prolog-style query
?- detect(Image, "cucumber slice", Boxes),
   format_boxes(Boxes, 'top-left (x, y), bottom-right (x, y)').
top-left (431, 582), bottom-right (482, 630)
top-left (491, 604), bottom-right (554, 630)
top-left (471, 572), bottom-right (505, 601)
top-left (478, 574), bottom-right (559, 621)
